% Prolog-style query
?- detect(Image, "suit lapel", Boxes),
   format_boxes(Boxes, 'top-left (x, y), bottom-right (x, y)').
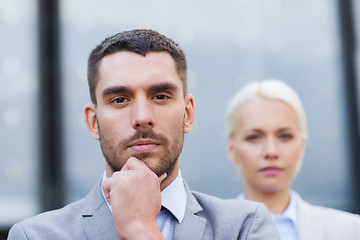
top-left (81, 178), bottom-right (120, 240)
top-left (173, 181), bottom-right (206, 240)
top-left (295, 192), bottom-right (325, 240)
top-left (79, 179), bottom-right (208, 240)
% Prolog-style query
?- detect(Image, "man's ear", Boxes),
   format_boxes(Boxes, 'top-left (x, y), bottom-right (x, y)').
top-left (84, 103), bottom-right (99, 140)
top-left (184, 94), bottom-right (195, 133)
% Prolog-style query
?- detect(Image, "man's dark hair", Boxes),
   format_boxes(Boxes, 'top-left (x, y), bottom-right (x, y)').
top-left (87, 29), bottom-right (187, 104)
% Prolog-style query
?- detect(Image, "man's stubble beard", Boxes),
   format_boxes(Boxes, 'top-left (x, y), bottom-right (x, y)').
top-left (97, 119), bottom-right (185, 177)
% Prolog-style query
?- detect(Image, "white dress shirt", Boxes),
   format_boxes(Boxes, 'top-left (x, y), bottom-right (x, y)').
top-left (101, 170), bottom-right (187, 240)
top-left (270, 191), bottom-right (298, 240)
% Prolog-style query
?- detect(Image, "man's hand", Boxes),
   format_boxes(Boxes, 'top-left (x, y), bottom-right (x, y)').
top-left (102, 157), bottom-right (166, 240)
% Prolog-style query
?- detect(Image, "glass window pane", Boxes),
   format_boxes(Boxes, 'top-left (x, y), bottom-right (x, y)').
top-left (0, 0), bottom-right (39, 226)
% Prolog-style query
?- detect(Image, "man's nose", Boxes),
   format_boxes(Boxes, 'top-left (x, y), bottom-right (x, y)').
top-left (131, 98), bottom-right (154, 129)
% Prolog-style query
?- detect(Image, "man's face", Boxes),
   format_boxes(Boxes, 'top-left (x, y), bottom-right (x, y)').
top-left (85, 51), bottom-right (194, 178)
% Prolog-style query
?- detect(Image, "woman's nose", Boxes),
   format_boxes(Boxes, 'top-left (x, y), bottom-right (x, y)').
top-left (264, 137), bottom-right (279, 160)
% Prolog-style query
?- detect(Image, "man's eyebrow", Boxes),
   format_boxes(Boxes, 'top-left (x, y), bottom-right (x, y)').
top-left (102, 86), bottom-right (131, 98)
top-left (101, 82), bottom-right (179, 99)
top-left (148, 82), bottom-right (178, 94)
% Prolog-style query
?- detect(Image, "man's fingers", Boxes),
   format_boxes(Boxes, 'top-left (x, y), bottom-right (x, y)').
top-left (158, 173), bottom-right (167, 183)
top-left (122, 157), bottom-right (149, 171)
top-left (101, 178), bottom-right (112, 204)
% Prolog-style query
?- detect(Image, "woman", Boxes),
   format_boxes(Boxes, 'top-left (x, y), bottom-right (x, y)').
top-left (224, 79), bottom-right (360, 240)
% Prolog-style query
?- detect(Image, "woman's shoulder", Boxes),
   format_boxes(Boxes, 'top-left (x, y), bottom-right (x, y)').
top-left (294, 192), bottom-right (360, 239)
top-left (295, 191), bottom-right (360, 224)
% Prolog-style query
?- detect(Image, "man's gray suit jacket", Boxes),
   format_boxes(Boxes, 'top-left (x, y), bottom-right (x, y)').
top-left (8, 179), bottom-right (280, 239)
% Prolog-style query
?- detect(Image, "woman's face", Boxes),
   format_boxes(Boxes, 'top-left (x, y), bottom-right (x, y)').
top-left (227, 97), bottom-right (305, 194)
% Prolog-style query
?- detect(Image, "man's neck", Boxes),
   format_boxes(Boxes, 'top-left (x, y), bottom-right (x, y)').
top-left (160, 160), bottom-right (180, 191)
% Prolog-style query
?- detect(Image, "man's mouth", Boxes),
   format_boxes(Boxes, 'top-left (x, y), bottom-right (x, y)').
top-left (128, 139), bottom-right (160, 153)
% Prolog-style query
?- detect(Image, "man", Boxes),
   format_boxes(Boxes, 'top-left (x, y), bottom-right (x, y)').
top-left (8, 29), bottom-right (280, 239)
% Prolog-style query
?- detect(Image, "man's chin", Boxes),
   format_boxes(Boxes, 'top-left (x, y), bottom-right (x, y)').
top-left (132, 152), bottom-right (152, 161)
top-left (140, 159), bottom-right (165, 176)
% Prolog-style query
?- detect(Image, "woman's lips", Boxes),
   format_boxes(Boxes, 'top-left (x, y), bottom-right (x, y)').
top-left (259, 166), bottom-right (284, 176)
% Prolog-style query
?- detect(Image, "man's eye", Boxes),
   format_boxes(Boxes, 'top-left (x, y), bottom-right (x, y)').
top-left (112, 97), bottom-right (128, 103)
top-left (153, 94), bottom-right (169, 100)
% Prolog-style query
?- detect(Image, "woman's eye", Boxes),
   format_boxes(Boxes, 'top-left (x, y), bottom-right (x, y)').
top-left (246, 135), bottom-right (260, 141)
top-left (279, 134), bottom-right (293, 140)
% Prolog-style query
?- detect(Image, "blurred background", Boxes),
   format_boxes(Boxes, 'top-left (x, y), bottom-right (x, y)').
top-left (1, 0), bottom-right (360, 237)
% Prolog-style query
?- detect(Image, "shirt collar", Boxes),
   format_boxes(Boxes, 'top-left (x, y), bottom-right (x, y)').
top-left (238, 190), bottom-right (298, 227)
top-left (270, 191), bottom-right (298, 226)
top-left (101, 170), bottom-right (186, 223)
top-left (161, 170), bottom-right (186, 223)
top-left (282, 191), bottom-right (298, 226)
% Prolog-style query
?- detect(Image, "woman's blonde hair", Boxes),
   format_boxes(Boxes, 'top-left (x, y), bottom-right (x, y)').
top-left (224, 79), bottom-right (307, 140)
